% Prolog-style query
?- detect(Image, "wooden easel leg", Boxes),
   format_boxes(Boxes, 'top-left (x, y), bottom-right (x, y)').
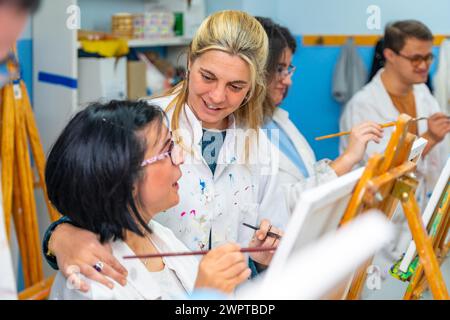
top-left (401, 192), bottom-right (449, 300)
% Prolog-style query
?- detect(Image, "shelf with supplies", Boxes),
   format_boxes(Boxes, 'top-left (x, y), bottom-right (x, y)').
top-left (77, 37), bottom-right (192, 50)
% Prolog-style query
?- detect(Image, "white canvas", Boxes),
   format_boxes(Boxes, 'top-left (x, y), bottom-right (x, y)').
top-left (238, 211), bottom-right (394, 299)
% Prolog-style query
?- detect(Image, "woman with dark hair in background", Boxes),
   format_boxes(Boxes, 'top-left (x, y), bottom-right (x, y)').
top-left (43, 12), bottom-right (378, 291)
top-left (0, 0), bottom-right (41, 299)
top-left (42, 11), bottom-right (285, 291)
top-left (47, 100), bottom-right (251, 299)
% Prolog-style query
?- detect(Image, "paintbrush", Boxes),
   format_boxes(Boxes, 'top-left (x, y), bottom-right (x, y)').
top-left (315, 117), bottom-right (429, 141)
top-left (123, 246), bottom-right (277, 260)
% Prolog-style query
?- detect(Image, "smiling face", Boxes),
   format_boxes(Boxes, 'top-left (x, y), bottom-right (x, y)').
top-left (385, 37), bottom-right (433, 85)
top-left (267, 48), bottom-right (293, 106)
top-left (187, 50), bottom-right (252, 130)
top-left (134, 124), bottom-right (183, 221)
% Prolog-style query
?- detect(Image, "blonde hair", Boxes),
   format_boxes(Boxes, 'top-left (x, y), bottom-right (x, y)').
top-left (161, 10), bottom-right (269, 151)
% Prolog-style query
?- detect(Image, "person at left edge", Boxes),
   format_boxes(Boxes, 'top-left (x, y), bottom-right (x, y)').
top-left (42, 10), bottom-right (284, 291)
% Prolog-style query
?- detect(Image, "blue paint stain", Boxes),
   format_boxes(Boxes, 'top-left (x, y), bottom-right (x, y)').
top-left (229, 173), bottom-right (234, 184)
top-left (199, 179), bottom-right (206, 193)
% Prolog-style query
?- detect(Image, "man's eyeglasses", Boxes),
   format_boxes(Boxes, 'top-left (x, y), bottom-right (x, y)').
top-left (0, 51), bottom-right (20, 88)
top-left (141, 140), bottom-right (184, 167)
top-left (395, 52), bottom-right (434, 68)
top-left (276, 64), bottom-right (296, 79)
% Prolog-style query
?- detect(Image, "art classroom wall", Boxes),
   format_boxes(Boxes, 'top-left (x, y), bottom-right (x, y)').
top-left (206, 0), bottom-right (450, 159)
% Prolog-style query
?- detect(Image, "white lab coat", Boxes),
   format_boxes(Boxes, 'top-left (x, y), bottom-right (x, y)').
top-left (271, 108), bottom-right (337, 214)
top-left (340, 69), bottom-right (448, 205)
top-left (0, 177), bottom-right (17, 300)
top-left (50, 220), bottom-right (198, 300)
top-left (147, 95), bottom-right (289, 251)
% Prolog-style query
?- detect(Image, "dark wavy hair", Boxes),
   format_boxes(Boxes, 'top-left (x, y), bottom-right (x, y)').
top-left (45, 100), bottom-right (166, 243)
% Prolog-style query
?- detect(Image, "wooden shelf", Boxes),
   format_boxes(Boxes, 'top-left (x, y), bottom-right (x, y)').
top-left (128, 37), bottom-right (191, 47)
top-left (77, 37), bottom-right (191, 49)
top-left (302, 34), bottom-right (450, 46)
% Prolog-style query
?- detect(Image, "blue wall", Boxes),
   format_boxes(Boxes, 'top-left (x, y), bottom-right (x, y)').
top-left (21, 0), bottom-right (450, 160)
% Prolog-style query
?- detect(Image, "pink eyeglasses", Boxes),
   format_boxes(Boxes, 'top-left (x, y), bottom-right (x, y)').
top-left (141, 141), bottom-right (184, 167)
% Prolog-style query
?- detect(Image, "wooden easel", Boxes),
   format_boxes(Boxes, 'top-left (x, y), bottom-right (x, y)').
top-left (0, 48), bottom-right (59, 299)
top-left (338, 113), bottom-right (449, 300)
top-left (403, 180), bottom-right (449, 300)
